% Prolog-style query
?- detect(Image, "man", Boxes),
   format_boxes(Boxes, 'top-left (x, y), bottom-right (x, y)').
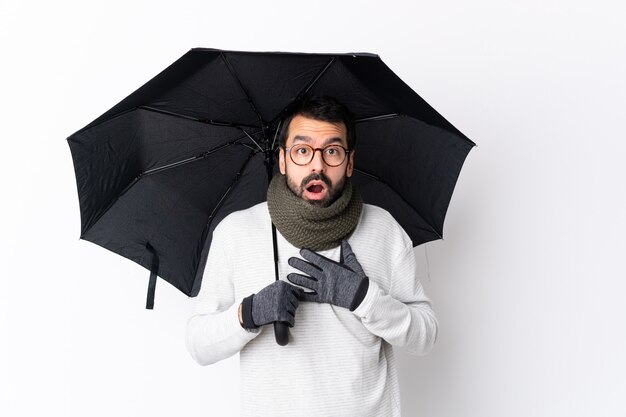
top-left (185, 96), bottom-right (438, 417)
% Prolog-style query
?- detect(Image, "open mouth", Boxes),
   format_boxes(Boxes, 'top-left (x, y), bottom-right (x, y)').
top-left (304, 181), bottom-right (328, 199)
top-left (307, 184), bottom-right (324, 193)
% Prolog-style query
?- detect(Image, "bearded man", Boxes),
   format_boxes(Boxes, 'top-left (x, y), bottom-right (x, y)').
top-left (185, 96), bottom-right (438, 417)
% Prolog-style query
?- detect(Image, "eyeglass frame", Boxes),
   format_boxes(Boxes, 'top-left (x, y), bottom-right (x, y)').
top-left (281, 143), bottom-right (351, 167)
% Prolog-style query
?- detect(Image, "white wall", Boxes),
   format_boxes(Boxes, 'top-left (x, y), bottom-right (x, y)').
top-left (1, 1), bottom-right (625, 416)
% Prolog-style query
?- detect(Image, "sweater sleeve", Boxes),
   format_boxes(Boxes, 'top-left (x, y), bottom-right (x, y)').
top-left (185, 233), bottom-right (261, 366)
top-left (351, 243), bottom-right (439, 356)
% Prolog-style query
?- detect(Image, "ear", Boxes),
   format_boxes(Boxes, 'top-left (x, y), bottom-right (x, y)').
top-left (279, 147), bottom-right (286, 175)
top-left (346, 150), bottom-right (355, 177)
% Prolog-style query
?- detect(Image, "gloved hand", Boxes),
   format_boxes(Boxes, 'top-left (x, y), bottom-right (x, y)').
top-left (287, 240), bottom-right (370, 311)
top-left (241, 280), bottom-right (303, 329)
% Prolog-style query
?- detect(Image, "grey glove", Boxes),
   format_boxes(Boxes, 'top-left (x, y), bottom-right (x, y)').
top-left (241, 280), bottom-right (303, 329)
top-left (287, 240), bottom-right (370, 311)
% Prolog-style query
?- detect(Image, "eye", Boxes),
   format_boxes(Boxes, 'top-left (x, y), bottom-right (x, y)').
top-left (292, 145), bottom-right (311, 156)
top-left (324, 146), bottom-right (344, 157)
top-left (296, 146), bottom-right (310, 155)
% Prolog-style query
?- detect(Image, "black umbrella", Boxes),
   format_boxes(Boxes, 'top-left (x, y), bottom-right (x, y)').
top-left (67, 48), bottom-right (474, 343)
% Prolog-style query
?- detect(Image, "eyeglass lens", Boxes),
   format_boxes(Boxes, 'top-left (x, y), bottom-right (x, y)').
top-left (290, 144), bottom-right (347, 166)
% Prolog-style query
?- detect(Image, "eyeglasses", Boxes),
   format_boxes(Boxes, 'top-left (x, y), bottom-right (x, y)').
top-left (284, 144), bottom-right (349, 167)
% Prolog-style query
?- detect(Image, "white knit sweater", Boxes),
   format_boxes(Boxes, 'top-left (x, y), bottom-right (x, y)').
top-left (185, 202), bottom-right (438, 417)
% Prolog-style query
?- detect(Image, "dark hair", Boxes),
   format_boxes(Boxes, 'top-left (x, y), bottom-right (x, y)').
top-left (278, 96), bottom-right (356, 150)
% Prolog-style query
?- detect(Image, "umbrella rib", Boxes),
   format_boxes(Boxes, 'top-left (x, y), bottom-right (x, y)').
top-left (300, 57), bottom-right (336, 97)
top-left (269, 57), bottom-right (336, 127)
top-left (138, 134), bottom-right (261, 177)
top-left (271, 119), bottom-right (282, 150)
top-left (205, 149), bottom-right (258, 228)
top-left (191, 149), bottom-right (259, 295)
top-left (357, 113), bottom-right (477, 147)
top-left (142, 142), bottom-right (238, 176)
top-left (220, 52), bottom-right (267, 141)
top-left (68, 107), bottom-right (138, 137)
top-left (81, 139), bottom-right (257, 237)
top-left (138, 105), bottom-right (261, 130)
top-left (356, 113), bottom-right (399, 123)
top-left (237, 128), bottom-right (264, 152)
top-left (353, 167), bottom-right (442, 239)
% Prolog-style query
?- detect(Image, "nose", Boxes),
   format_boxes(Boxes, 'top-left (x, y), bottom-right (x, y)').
top-left (309, 149), bottom-right (325, 172)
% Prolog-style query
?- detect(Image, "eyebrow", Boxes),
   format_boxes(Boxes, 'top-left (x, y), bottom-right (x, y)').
top-left (293, 135), bottom-right (344, 146)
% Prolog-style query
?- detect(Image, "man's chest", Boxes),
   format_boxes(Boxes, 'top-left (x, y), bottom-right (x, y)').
top-left (226, 225), bottom-right (394, 301)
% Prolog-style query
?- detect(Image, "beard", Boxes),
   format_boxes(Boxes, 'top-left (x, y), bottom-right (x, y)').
top-left (285, 169), bottom-right (347, 208)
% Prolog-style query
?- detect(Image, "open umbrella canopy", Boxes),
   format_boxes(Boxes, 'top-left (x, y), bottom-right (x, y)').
top-left (67, 47), bottom-right (475, 307)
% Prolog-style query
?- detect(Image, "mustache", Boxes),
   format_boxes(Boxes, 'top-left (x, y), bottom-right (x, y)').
top-left (300, 172), bottom-right (332, 189)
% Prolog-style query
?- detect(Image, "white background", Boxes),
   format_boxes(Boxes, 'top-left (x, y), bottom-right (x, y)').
top-left (1, 0), bottom-right (625, 416)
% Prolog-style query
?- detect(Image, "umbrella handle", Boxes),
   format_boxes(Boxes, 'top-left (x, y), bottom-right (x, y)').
top-left (274, 321), bottom-right (289, 345)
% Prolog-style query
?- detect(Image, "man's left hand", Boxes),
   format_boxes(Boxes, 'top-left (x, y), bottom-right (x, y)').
top-left (287, 240), bottom-right (370, 311)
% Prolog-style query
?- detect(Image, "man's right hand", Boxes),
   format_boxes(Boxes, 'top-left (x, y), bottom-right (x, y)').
top-left (241, 280), bottom-right (303, 329)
